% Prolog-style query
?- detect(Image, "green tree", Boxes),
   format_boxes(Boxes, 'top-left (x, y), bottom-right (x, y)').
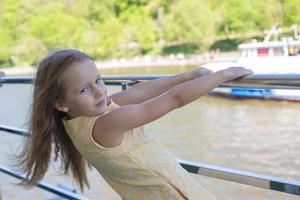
top-left (114, 0), bottom-right (160, 54)
top-left (0, 28), bottom-right (13, 65)
top-left (282, 0), bottom-right (300, 25)
top-left (1, 0), bottom-right (25, 65)
top-left (218, 0), bottom-right (282, 35)
top-left (164, 0), bottom-right (216, 49)
top-left (27, 12), bottom-right (87, 48)
top-left (12, 36), bottom-right (47, 65)
top-left (81, 18), bottom-right (125, 58)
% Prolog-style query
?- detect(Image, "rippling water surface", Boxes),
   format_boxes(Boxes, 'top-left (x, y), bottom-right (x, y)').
top-left (0, 66), bottom-right (299, 200)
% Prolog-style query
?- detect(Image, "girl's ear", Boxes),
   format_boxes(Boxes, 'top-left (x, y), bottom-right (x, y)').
top-left (54, 101), bottom-right (69, 113)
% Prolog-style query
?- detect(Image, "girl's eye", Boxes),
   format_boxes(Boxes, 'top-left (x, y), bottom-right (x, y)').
top-left (80, 86), bottom-right (91, 94)
top-left (95, 78), bottom-right (102, 85)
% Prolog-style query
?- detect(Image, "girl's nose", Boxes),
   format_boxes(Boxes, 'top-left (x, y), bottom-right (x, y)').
top-left (94, 85), bottom-right (104, 98)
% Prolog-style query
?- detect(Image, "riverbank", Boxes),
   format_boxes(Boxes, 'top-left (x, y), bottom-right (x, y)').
top-left (1, 51), bottom-right (239, 76)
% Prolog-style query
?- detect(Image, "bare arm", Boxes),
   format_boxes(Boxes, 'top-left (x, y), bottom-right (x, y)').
top-left (93, 67), bottom-right (252, 147)
top-left (110, 67), bottom-right (212, 105)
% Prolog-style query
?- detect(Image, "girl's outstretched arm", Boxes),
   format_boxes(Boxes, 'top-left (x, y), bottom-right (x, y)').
top-left (110, 67), bottom-right (212, 105)
top-left (93, 67), bottom-right (252, 147)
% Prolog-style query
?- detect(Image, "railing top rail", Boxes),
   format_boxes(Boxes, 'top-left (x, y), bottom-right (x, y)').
top-left (2, 74), bottom-right (300, 89)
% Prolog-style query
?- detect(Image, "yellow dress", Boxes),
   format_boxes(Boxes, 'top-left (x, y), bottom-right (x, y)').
top-left (63, 101), bottom-right (216, 200)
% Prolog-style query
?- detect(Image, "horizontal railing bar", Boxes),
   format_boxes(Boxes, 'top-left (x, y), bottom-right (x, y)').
top-left (0, 77), bottom-right (124, 86)
top-left (0, 165), bottom-right (89, 200)
top-left (0, 77), bottom-right (33, 84)
top-left (2, 74), bottom-right (300, 89)
top-left (1, 124), bottom-right (299, 196)
top-left (0, 124), bottom-right (29, 136)
top-left (222, 74), bottom-right (300, 89)
top-left (178, 159), bottom-right (300, 196)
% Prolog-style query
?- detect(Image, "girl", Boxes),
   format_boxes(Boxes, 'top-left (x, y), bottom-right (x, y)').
top-left (16, 49), bottom-right (252, 200)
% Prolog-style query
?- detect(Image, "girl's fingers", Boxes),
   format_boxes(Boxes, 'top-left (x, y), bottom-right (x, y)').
top-left (223, 67), bottom-right (253, 81)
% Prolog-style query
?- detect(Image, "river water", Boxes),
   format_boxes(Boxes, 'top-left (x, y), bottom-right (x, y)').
top-left (0, 66), bottom-right (299, 200)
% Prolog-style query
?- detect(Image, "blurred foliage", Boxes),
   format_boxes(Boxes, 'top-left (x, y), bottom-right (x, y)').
top-left (1, 0), bottom-right (300, 66)
top-left (162, 43), bottom-right (199, 55)
top-left (282, 0), bottom-right (300, 25)
top-left (209, 38), bottom-right (243, 52)
top-left (164, 0), bottom-right (216, 51)
top-left (218, 0), bottom-right (282, 34)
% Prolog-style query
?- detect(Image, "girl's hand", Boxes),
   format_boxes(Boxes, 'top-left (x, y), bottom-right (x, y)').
top-left (191, 67), bottom-right (213, 77)
top-left (221, 67), bottom-right (253, 81)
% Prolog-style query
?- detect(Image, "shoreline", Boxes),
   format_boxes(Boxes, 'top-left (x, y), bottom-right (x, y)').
top-left (1, 52), bottom-right (239, 76)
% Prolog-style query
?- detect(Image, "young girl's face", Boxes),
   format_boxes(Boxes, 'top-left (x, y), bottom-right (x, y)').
top-left (58, 59), bottom-right (108, 118)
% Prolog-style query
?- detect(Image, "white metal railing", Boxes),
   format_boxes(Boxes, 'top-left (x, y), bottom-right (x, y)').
top-left (0, 74), bottom-right (299, 197)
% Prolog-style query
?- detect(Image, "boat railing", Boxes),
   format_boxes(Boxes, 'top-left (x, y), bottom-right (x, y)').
top-left (0, 74), bottom-right (300, 199)
top-left (238, 40), bottom-right (300, 57)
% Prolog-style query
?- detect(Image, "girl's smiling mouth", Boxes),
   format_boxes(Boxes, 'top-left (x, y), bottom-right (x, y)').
top-left (95, 99), bottom-right (105, 107)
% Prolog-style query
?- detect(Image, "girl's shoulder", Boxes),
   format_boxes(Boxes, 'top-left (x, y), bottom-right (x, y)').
top-left (63, 100), bottom-right (134, 153)
top-left (63, 100), bottom-right (119, 136)
top-left (63, 115), bottom-right (96, 137)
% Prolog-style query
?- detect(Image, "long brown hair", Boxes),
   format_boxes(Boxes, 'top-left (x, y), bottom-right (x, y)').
top-left (16, 49), bottom-right (93, 191)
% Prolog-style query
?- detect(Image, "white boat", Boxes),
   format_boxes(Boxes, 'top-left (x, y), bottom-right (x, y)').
top-left (205, 26), bottom-right (300, 101)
